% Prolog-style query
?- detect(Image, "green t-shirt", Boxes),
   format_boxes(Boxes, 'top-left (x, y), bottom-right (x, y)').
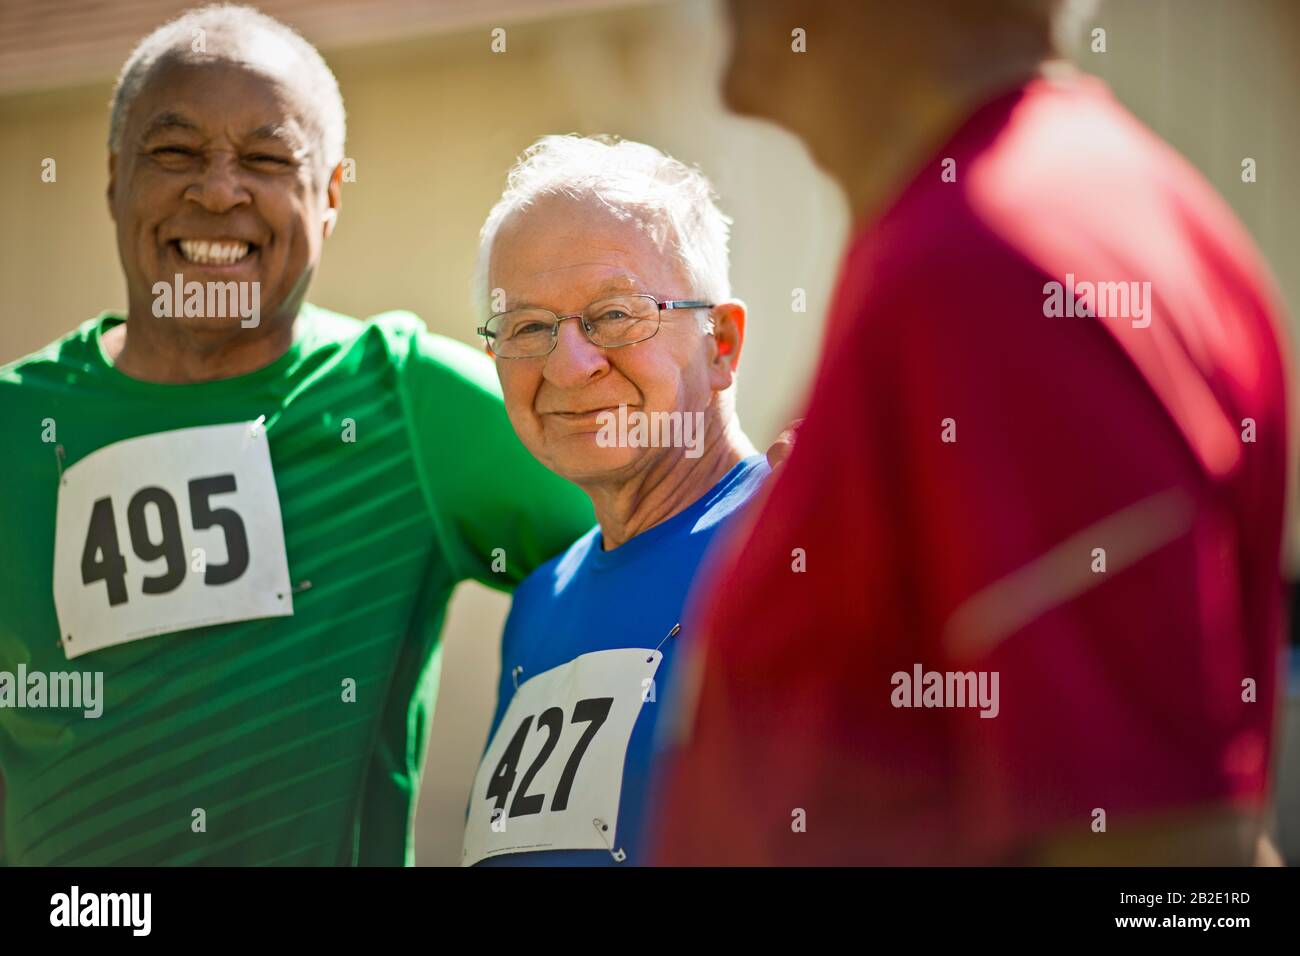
top-left (0, 305), bottom-right (593, 865)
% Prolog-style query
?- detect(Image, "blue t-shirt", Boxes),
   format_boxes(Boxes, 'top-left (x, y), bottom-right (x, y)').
top-left (472, 454), bottom-right (769, 866)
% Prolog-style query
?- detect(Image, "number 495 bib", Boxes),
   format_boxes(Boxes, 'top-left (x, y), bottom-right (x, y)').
top-left (462, 648), bottom-right (662, 865)
top-left (52, 422), bottom-right (294, 659)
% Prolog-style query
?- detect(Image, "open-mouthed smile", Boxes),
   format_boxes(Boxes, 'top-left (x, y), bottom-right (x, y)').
top-left (170, 238), bottom-right (258, 267)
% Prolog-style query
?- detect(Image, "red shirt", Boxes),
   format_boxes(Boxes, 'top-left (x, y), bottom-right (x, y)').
top-left (652, 75), bottom-right (1290, 865)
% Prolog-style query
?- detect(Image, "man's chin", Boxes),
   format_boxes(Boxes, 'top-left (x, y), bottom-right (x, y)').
top-left (137, 271), bottom-right (280, 334)
top-left (544, 437), bottom-right (647, 484)
top-left (144, 310), bottom-right (266, 337)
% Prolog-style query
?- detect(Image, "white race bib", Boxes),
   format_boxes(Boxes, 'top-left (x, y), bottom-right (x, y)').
top-left (461, 647), bottom-right (661, 865)
top-left (52, 421), bottom-right (294, 660)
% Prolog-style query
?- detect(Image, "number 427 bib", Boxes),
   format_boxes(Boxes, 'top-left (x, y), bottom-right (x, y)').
top-left (462, 648), bottom-right (662, 865)
top-left (52, 421), bottom-right (294, 660)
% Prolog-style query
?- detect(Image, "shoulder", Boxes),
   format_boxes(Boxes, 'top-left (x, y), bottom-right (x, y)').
top-left (511, 525), bottom-right (600, 609)
top-left (0, 317), bottom-right (112, 435)
top-left (692, 456), bottom-right (771, 535)
top-left (299, 305), bottom-right (416, 367)
top-left (298, 307), bottom-right (500, 407)
top-left (349, 308), bottom-right (498, 395)
top-left (0, 315), bottom-right (106, 385)
top-left (498, 524), bottom-right (597, 658)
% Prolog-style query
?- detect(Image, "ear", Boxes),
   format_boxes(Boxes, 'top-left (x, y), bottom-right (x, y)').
top-left (707, 299), bottom-right (746, 392)
top-left (322, 162), bottom-right (343, 238)
top-left (106, 152), bottom-right (118, 221)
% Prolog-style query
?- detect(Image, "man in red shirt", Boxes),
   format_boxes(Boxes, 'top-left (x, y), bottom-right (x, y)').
top-left (653, 0), bottom-right (1291, 864)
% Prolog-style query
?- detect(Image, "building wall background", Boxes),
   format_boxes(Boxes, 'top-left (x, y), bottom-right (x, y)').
top-left (0, 0), bottom-right (1295, 865)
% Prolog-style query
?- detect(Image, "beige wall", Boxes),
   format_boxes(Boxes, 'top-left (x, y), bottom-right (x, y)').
top-left (0, 0), bottom-right (1296, 865)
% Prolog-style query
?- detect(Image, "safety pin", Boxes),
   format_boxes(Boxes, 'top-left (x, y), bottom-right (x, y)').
top-left (648, 623), bottom-right (681, 663)
top-left (593, 818), bottom-right (626, 862)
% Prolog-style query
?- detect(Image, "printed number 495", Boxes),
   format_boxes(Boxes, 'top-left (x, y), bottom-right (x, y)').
top-left (486, 697), bottom-right (613, 817)
top-left (81, 474), bottom-right (250, 606)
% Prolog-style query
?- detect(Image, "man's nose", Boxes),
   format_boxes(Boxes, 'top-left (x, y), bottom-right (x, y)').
top-left (543, 316), bottom-right (609, 388)
top-left (186, 152), bottom-right (252, 213)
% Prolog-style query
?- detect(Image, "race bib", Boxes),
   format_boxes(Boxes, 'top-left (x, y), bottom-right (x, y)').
top-left (462, 647), bottom-right (662, 865)
top-left (52, 421), bottom-right (293, 660)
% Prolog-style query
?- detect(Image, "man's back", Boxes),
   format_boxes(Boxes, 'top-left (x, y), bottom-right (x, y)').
top-left (655, 74), bottom-right (1290, 865)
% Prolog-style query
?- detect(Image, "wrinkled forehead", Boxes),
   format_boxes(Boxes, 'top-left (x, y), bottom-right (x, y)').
top-left (490, 193), bottom-right (691, 302)
top-left (127, 38), bottom-right (319, 148)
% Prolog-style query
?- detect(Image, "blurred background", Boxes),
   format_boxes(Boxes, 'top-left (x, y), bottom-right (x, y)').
top-left (1, 0), bottom-right (1297, 865)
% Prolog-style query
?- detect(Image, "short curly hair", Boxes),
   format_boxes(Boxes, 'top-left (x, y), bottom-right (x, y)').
top-left (107, 4), bottom-right (346, 175)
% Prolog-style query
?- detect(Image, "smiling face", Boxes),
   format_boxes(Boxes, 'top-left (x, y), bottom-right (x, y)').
top-left (488, 194), bottom-right (736, 485)
top-left (108, 43), bottom-right (340, 338)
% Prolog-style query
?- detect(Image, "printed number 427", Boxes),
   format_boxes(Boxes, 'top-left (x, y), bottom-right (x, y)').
top-left (487, 697), bottom-right (613, 818)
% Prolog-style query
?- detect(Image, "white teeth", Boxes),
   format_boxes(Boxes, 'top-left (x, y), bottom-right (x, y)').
top-left (177, 239), bottom-right (251, 265)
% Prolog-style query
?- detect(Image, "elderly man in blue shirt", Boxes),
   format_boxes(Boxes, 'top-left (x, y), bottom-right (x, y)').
top-left (460, 135), bottom-right (768, 866)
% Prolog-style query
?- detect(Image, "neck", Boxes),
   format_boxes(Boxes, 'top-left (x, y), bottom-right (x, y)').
top-left (105, 304), bottom-right (298, 383)
top-left (582, 409), bottom-right (755, 550)
top-left (835, 51), bottom-right (1065, 225)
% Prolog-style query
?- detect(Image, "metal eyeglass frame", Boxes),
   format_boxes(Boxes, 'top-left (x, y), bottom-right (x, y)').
top-left (477, 294), bottom-right (714, 358)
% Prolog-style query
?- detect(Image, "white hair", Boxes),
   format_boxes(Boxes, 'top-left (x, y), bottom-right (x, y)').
top-left (108, 4), bottom-right (346, 174)
top-left (475, 135), bottom-right (733, 316)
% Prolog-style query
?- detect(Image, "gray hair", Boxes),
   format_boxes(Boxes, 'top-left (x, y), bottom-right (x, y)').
top-left (108, 4), bottom-right (346, 174)
top-left (475, 134), bottom-right (733, 316)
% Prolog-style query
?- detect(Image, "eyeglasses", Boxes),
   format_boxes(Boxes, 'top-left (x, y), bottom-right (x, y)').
top-left (478, 294), bottom-right (714, 359)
